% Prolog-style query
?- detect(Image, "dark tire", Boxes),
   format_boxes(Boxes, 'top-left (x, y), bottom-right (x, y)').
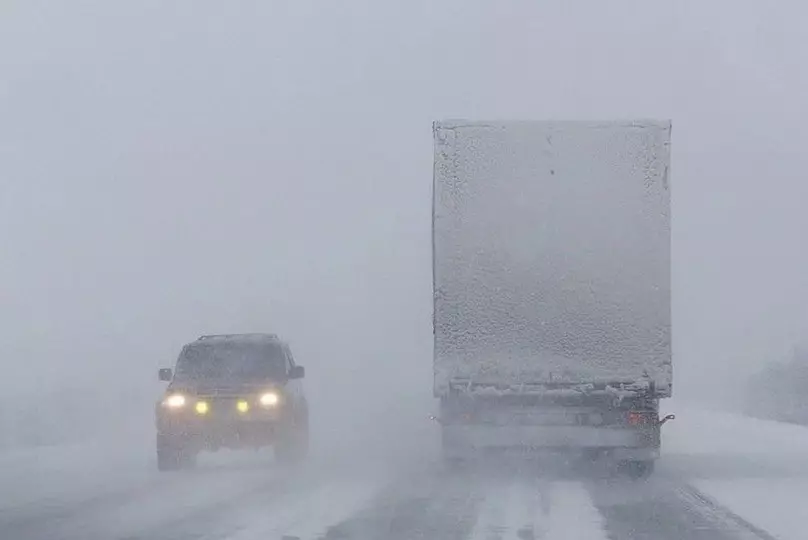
top-left (443, 456), bottom-right (466, 472)
top-left (620, 460), bottom-right (655, 479)
top-left (275, 422), bottom-right (308, 465)
top-left (156, 434), bottom-right (196, 472)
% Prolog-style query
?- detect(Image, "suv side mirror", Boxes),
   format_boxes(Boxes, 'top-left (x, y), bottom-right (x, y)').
top-left (158, 368), bottom-right (173, 382)
top-left (289, 365), bottom-right (305, 380)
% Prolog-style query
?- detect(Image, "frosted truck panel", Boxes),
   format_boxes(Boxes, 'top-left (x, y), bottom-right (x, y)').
top-left (432, 120), bottom-right (672, 397)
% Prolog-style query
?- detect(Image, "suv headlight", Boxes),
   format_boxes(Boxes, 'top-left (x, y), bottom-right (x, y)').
top-left (163, 394), bottom-right (186, 408)
top-left (259, 392), bottom-right (280, 407)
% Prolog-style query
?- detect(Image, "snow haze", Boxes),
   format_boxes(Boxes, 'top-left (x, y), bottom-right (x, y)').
top-left (2, 0), bottom-right (807, 448)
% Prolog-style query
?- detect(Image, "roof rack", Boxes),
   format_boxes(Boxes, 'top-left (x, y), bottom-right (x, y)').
top-left (197, 333), bottom-right (279, 341)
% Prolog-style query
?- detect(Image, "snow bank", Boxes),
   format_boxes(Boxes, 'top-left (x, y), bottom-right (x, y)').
top-left (662, 400), bottom-right (808, 459)
top-left (662, 402), bottom-right (808, 540)
top-left (693, 480), bottom-right (806, 540)
top-left (432, 120), bottom-right (672, 396)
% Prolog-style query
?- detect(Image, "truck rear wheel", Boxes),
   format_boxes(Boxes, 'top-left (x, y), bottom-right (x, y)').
top-left (443, 455), bottom-right (467, 472)
top-left (440, 438), bottom-right (467, 471)
top-left (620, 460), bottom-right (654, 479)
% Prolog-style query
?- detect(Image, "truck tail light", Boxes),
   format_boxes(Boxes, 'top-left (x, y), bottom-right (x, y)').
top-left (627, 411), bottom-right (655, 426)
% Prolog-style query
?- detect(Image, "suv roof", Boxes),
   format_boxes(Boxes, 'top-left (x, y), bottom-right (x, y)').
top-left (191, 333), bottom-right (291, 351)
top-left (196, 333), bottom-right (280, 342)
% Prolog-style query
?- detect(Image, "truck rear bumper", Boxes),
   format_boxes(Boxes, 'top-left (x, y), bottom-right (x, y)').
top-left (441, 425), bottom-right (658, 460)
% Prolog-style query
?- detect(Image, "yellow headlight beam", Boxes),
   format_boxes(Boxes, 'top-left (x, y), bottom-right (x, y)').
top-left (259, 392), bottom-right (280, 407)
top-left (195, 401), bottom-right (209, 415)
top-left (237, 400), bottom-right (250, 413)
top-left (164, 394), bottom-right (186, 408)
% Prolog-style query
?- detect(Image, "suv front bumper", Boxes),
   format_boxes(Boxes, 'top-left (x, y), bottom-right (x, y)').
top-left (157, 405), bottom-right (287, 450)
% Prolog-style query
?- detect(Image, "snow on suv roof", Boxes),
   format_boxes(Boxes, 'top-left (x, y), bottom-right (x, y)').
top-left (197, 333), bottom-right (278, 341)
top-left (194, 333), bottom-right (284, 345)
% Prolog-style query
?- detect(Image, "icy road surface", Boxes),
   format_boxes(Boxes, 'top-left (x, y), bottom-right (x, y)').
top-left (2, 404), bottom-right (806, 540)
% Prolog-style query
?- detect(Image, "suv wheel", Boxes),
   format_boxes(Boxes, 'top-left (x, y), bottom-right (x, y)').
top-left (619, 459), bottom-right (654, 479)
top-left (275, 421), bottom-right (309, 465)
top-left (156, 434), bottom-right (196, 472)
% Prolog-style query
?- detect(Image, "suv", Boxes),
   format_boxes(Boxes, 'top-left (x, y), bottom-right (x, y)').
top-left (155, 333), bottom-right (308, 471)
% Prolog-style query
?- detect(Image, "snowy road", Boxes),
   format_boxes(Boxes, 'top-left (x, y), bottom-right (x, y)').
top-left (2, 405), bottom-right (806, 540)
top-left (0, 458), bottom-right (784, 539)
top-left (315, 466), bottom-right (772, 540)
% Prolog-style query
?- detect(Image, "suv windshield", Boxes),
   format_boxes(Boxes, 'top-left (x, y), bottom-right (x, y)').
top-left (173, 341), bottom-right (287, 383)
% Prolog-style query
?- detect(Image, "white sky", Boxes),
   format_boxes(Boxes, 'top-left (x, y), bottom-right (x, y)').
top-left (2, 1), bottom-right (807, 404)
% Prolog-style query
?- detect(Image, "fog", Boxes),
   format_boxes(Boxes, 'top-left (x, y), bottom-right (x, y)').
top-left (2, 0), bottom-right (808, 454)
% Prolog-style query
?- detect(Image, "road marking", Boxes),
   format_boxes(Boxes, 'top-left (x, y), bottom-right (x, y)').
top-left (469, 481), bottom-right (509, 540)
top-left (470, 480), bottom-right (607, 540)
top-left (543, 481), bottom-right (607, 540)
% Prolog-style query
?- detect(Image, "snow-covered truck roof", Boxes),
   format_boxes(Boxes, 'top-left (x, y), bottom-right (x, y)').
top-left (432, 120), bottom-right (672, 397)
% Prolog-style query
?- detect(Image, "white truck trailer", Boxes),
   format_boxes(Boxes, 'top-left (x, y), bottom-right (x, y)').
top-left (432, 120), bottom-right (673, 477)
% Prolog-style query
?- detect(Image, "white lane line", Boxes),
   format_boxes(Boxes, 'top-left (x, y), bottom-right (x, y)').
top-left (502, 480), bottom-right (542, 540)
top-left (471, 479), bottom-right (607, 540)
top-left (469, 481), bottom-right (510, 540)
top-left (543, 481), bottom-right (608, 540)
top-left (470, 479), bottom-right (548, 540)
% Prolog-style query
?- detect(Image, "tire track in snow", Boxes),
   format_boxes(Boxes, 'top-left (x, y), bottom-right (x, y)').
top-left (318, 467), bottom-right (482, 540)
top-left (541, 482), bottom-right (606, 540)
top-left (317, 469), bottom-right (610, 540)
top-left (588, 477), bottom-right (774, 540)
top-left (125, 461), bottom-right (393, 540)
top-left (16, 466), bottom-right (305, 540)
top-left (221, 479), bottom-right (385, 540)
top-left (678, 485), bottom-right (779, 540)
top-left (0, 470), bottom-right (270, 540)
top-left (1, 457), bottom-right (354, 540)
top-left (469, 478), bottom-right (606, 540)
top-left (469, 478), bottom-right (544, 540)
top-left (467, 480), bottom-right (512, 540)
